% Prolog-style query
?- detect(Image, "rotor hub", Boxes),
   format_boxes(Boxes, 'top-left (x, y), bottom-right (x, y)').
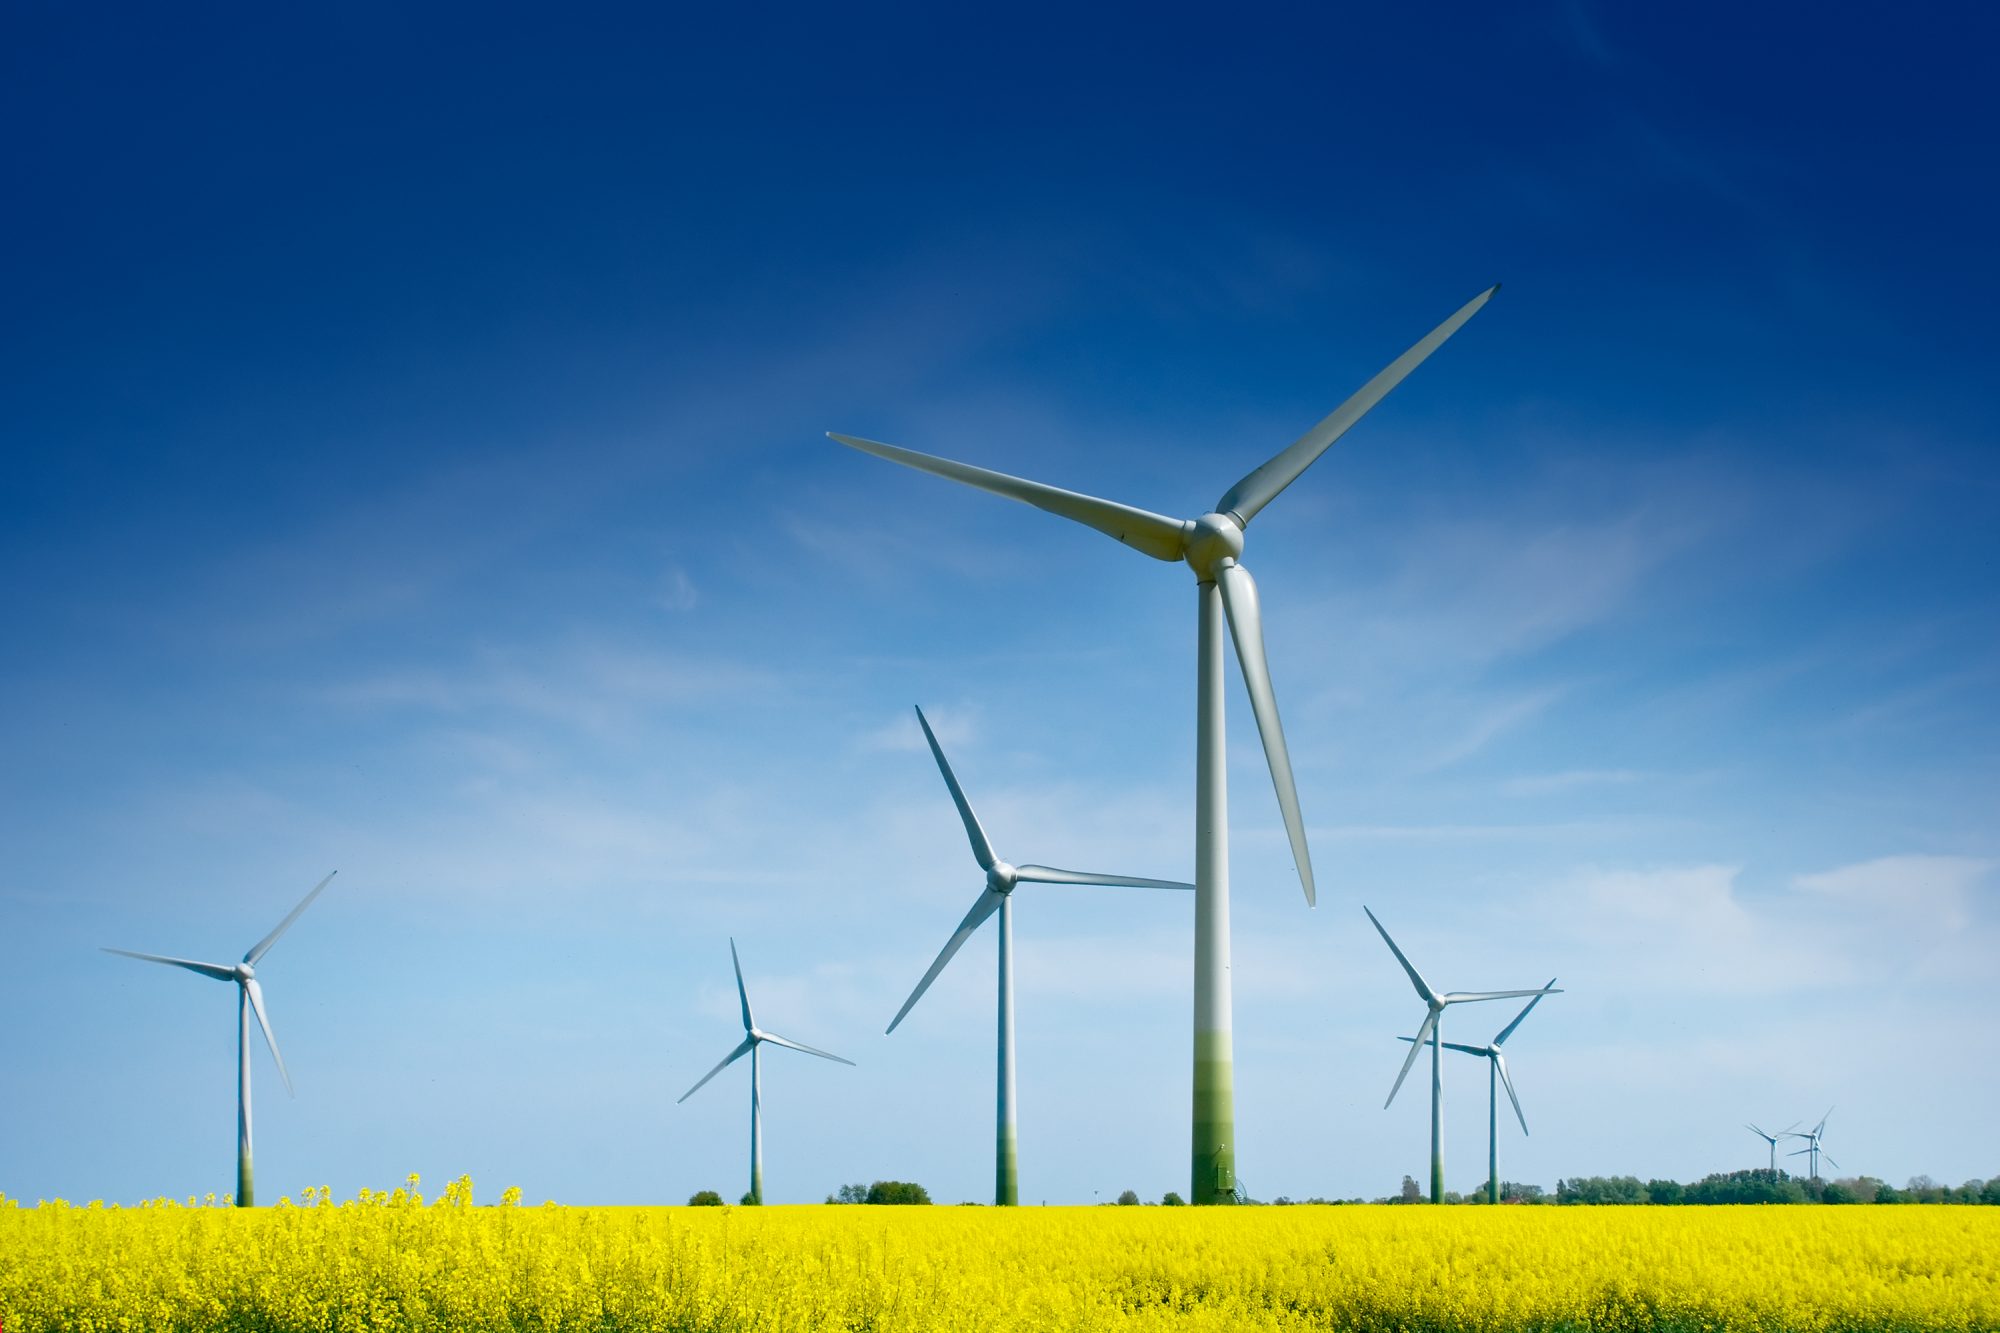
top-left (235, 963), bottom-right (255, 982)
top-left (987, 862), bottom-right (1018, 894)
top-left (1183, 512), bottom-right (1245, 580)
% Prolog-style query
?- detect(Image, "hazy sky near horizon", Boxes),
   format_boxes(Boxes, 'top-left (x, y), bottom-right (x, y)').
top-left (4, 3), bottom-right (1996, 1206)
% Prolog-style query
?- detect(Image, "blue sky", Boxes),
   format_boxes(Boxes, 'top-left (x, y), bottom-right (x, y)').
top-left (3, 2), bottom-right (1995, 1206)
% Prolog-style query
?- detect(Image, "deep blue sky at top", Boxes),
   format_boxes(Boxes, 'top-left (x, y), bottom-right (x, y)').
top-left (2, 4), bottom-right (1996, 1205)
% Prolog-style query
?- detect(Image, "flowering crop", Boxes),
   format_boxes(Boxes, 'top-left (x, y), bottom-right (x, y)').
top-left (2, 1181), bottom-right (1994, 1331)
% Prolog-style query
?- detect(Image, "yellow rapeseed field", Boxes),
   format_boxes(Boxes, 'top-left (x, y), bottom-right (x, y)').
top-left (2, 1180), bottom-right (1995, 1332)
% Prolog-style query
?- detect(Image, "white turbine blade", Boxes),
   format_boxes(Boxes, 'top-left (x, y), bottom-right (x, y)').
top-left (1815, 1106), bottom-right (1834, 1135)
top-left (729, 938), bottom-right (755, 1034)
top-left (1746, 1123), bottom-right (1773, 1141)
top-left (1392, 1038), bottom-right (1485, 1057)
top-left (828, 433), bottom-right (1188, 562)
top-left (1214, 285), bottom-right (1499, 527)
top-left (1787, 1146), bottom-right (1811, 1157)
top-left (886, 889), bottom-right (1004, 1033)
top-left (757, 1030), bottom-right (856, 1067)
top-left (678, 1036), bottom-right (755, 1103)
top-left (244, 871), bottom-right (338, 965)
top-left (1384, 1009), bottom-right (1438, 1108)
top-left (1362, 907), bottom-right (1438, 1005)
top-left (1013, 865), bottom-right (1192, 890)
top-left (915, 705), bottom-right (997, 870)
top-left (1821, 1152), bottom-right (1839, 1170)
top-left (1442, 987), bottom-right (1562, 1005)
top-left (1495, 1051), bottom-right (1528, 1135)
top-left (243, 978), bottom-right (292, 1097)
top-left (1492, 979), bottom-right (1555, 1047)
top-left (101, 948), bottom-right (236, 982)
top-left (1214, 561), bottom-right (1314, 905)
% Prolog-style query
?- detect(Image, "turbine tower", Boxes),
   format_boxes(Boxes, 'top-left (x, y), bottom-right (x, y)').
top-left (1412, 980), bottom-right (1555, 1204)
top-left (679, 939), bottom-right (853, 1205)
top-left (832, 287), bottom-right (1498, 1201)
top-left (1746, 1121), bottom-right (1798, 1173)
top-left (886, 704), bottom-right (1192, 1205)
top-left (1787, 1108), bottom-right (1837, 1181)
top-left (1367, 905), bottom-right (1558, 1204)
top-left (102, 871), bottom-right (338, 1207)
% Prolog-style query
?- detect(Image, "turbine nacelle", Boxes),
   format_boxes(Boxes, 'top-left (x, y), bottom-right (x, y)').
top-left (1182, 512), bottom-right (1245, 581)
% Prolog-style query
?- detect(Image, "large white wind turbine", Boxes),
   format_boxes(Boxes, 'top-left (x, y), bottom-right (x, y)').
top-left (1746, 1121), bottom-right (1799, 1173)
top-left (679, 939), bottom-right (853, 1205)
top-left (886, 704), bottom-right (1192, 1205)
top-left (833, 287), bottom-right (1498, 1201)
top-left (1787, 1108), bottom-right (1837, 1181)
top-left (1367, 905), bottom-right (1558, 1204)
top-left (1409, 980), bottom-right (1555, 1204)
top-left (102, 871), bottom-right (338, 1207)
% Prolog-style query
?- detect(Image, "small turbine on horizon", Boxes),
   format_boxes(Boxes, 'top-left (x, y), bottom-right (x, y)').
top-left (1367, 905), bottom-right (1559, 1204)
top-left (1787, 1108), bottom-right (1838, 1181)
top-left (1407, 980), bottom-right (1555, 1204)
top-left (886, 704), bottom-right (1193, 1206)
top-left (102, 871), bottom-right (338, 1207)
top-left (679, 939), bottom-right (853, 1205)
top-left (1746, 1121), bottom-right (1799, 1173)
top-left (832, 286), bottom-right (1499, 1202)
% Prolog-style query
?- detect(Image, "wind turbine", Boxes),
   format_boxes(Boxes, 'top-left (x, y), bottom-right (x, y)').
top-left (1407, 979), bottom-right (1555, 1204)
top-left (832, 286), bottom-right (1498, 1201)
top-left (679, 939), bottom-right (854, 1205)
top-left (1367, 905), bottom-right (1559, 1204)
top-left (886, 704), bottom-right (1193, 1205)
top-left (1746, 1121), bottom-right (1799, 1173)
top-left (1787, 1108), bottom-right (1837, 1181)
top-left (102, 871), bottom-right (338, 1207)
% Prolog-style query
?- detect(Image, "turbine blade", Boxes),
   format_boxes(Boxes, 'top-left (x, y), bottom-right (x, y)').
top-left (1400, 1037), bottom-right (1487, 1056)
top-left (915, 705), bottom-right (996, 870)
top-left (1385, 1010), bottom-right (1437, 1108)
top-left (886, 889), bottom-right (1004, 1034)
top-left (1495, 1051), bottom-right (1527, 1135)
top-left (243, 978), bottom-right (292, 1097)
top-left (100, 948), bottom-right (236, 982)
top-left (1442, 987), bottom-right (1562, 1005)
top-left (757, 1031), bottom-right (856, 1066)
top-left (828, 433), bottom-right (1188, 562)
top-left (244, 871), bottom-right (338, 965)
top-left (1013, 865), bottom-right (1192, 890)
top-left (678, 1036), bottom-right (755, 1103)
top-left (1821, 1152), bottom-right (1839, 1170)
top-left (1214, 286), bottom-right (1499, 527)
top-left (1492, 979), bottom-right (1556, 1047)
top-left (1362, 907), bottom-right (1438, 1005)
top-left (1214, 561), bottom-right (1314, 905)
top-left (1816, 1107), bottom-right (1834, 1134)
top-left (1746, 1124), bottom-right (1771, 1141)
top-left (729, 938), bottom-right (755, 1034)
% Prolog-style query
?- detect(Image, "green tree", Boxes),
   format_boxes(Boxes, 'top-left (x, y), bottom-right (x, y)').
top-left (739, 1191), bottom-right (759, 1206)
top-left (1556, 1176), bottom-right (1647, 1205)
top-left (1682, 1169), bottom-right (1806, 1205)
top-left (1646, 1179), bottom-right (1684, 1205)
top-left (1116, 1189), bottom-right (1140, 1205)
top-left (1396, 1175), bottom-right (1423, 1204)
top-left (865, 1180), bottom-right (931, 1205)
top-left (1160, 1191), bottom-right (1185, 1206)
top-left (687, 1190), bottom-right (723, 1206)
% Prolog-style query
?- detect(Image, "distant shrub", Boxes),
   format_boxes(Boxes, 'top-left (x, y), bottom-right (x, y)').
top-left (687, 1190), bottom-right (724, 1206)
top-left (1161, 1192), bottom-right (1185, 1206)
top-left (1116, 1190), bottom-right (1140, 1206)
top-left (864, 1180), bottom-right (930, 1205)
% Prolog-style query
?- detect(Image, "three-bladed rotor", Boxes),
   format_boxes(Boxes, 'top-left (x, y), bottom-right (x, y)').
top-left (885, 705), bottom-right (1192, 1034)
top-left (1365, 906), bottom-right (1560, 1109)
top-left (831, 286), bottom-right (1499, 909)
top-left (102, 870), bottom-right (338, 1096)
top-left (679, 938), bottom-right (854, 1104)
top-left (1406, 979), bottom-right (1554, 1134)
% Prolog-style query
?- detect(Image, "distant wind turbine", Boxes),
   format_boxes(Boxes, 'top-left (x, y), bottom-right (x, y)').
top-left (1746, 1121), bottom-right (1799, 1172)
top-left (1787, 1108), bottom-right (1837, 1181)
top-left (102, 871), bottom-right (338, 1207)
top-left (886, 704), bottom-right (1192, 1205)
top-left (1367, 906), bottom-right (1559, 1204)
top-left (833, 286), bottom-right (1499, 1201)
top-left (679, 939), bottom-right (853, 1205)
top-left (1407, 980), bottom-right (1555, 1204)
